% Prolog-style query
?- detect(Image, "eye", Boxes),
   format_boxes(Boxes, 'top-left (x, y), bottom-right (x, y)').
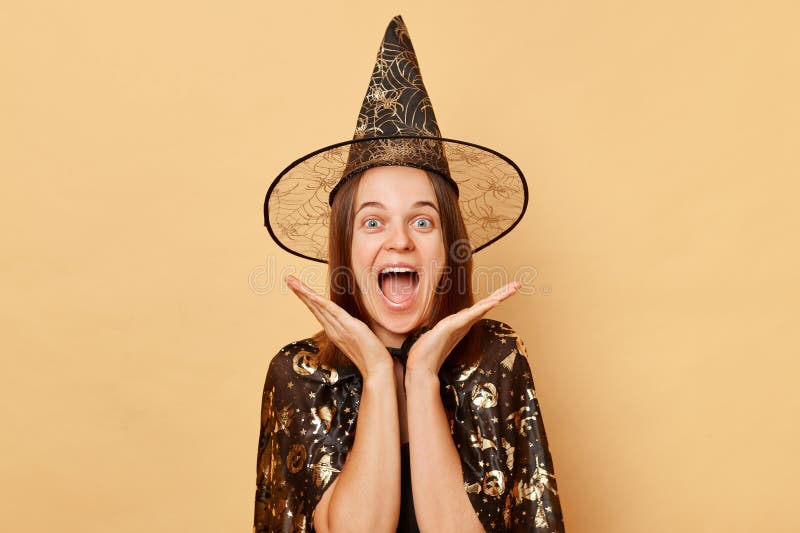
top-left (364, 217), bottom-right (382, 229)
top-left (413, 217), bottom-right (432, 229)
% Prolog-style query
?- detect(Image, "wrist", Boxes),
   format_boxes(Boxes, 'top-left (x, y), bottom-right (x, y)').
top-left (362, 360), bottom-right (395, 386)
top-left (404, 366), bottom-right (440, 390)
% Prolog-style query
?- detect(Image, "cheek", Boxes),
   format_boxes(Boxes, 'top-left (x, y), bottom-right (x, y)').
top-left (423, 241), bottom-right (447, 285)
top-left (349, 237), bottom-right (377, 285)
top-left (431, 238), bottom-right (446, 268)
top-left (350, 235), bottom-right (367, 265)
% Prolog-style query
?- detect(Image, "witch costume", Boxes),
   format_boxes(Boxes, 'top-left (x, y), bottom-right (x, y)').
top-left (256, 15), bottom-right (565, 532)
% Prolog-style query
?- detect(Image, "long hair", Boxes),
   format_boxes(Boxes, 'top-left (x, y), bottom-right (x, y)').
top-left (312, 169), bottom-right (483, 368)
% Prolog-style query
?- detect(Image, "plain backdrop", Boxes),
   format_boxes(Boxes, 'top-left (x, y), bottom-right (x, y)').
top-left (2, 1), bottom-right (799, 531)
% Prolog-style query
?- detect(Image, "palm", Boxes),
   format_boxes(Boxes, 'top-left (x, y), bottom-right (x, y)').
top-left (286, 275), bottom-right (391, 377)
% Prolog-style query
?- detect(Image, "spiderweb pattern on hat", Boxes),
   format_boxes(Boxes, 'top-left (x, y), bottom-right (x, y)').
top-left (266, 138), bottom-right (526, 263)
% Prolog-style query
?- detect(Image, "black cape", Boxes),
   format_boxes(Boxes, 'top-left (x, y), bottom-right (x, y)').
top-left (254, 319), bottom-right (565, 532)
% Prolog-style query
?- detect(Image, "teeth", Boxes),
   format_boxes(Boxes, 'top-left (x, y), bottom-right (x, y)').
top-left (380, 267), bottom-right (416, 275)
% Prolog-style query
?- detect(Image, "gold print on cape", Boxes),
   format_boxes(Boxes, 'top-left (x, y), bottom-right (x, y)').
top-left (483, 470), bottom-right (506, 497)
top-left (505, 405), bottom-right (539, 436)
top-left (286, 443), bottom-right (307, 474)
top-left (320, 364), bottom-right (339, 384)
top-left (464, 482), bottom-right (482, 494)
top-left (310, 404), bottom-right (337, 434)
top-left (535, 504), bottom-right (548, 528)
top-left (515, 335), bottom-right (528, 357)
top-left (469, 425), bottom-right (497, 450)
top-left (531, 454), bottom-right (559, 497)
top-left (313, 453), bottom-right (340, 488)
top-left (292, 350), bottom-right (319, 376)
top-left (509, 455), bottom-right (558, 508)
top-left (503, 495), bottom-right (513, 529)
top-left (500, 350), bottom-right (517, 371)
top-left (471, 382), bottom-right (498, 408)
top-left (284, 501), bottom-right (308, 533)
top-left (500, 437), bottom-right (515, 472)
top-left (293, 512), bottom-right (307, 533)
top-left (457, 362), bottom-right (479, 381)
top-left (276, 404), bottom-right (295, 436)
top-left (445, 383), bottom-right (460, 409)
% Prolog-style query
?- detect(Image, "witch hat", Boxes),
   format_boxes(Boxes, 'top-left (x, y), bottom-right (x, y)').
top-left (264, 15), bottom-right (528, 263)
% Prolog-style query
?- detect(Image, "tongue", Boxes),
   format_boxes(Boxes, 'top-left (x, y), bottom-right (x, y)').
top-left (382, 273), bottom-right (417, 304)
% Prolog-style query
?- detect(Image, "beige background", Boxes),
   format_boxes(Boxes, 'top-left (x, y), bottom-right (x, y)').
top-left (2, 1), bottom-right (798, 531)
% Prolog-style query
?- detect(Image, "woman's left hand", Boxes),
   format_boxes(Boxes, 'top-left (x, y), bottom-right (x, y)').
top-left (405, 281), bottom-right (521, 377)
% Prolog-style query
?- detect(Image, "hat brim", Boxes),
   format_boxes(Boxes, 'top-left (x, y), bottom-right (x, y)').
top-left (264, 135), bottom-right (529, 263)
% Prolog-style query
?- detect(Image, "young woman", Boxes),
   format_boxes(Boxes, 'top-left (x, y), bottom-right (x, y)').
top-left (256, 16), bottom-right (565, 533)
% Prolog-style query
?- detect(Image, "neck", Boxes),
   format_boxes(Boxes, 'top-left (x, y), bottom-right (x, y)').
top-left (371, 324), bottom-right (406, 349)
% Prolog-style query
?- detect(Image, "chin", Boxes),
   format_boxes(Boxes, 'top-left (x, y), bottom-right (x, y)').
top-left (374, 310), bottom-right (428, 336)
top-left (366, 292), bottom-right (435, 336)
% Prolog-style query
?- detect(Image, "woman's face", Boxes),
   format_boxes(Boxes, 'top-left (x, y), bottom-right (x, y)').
top-left (350, 166), bottom-right (446, 348)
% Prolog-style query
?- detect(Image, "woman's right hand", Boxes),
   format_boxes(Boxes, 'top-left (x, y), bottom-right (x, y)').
top-left (285, 275), bottom-right (393, 379)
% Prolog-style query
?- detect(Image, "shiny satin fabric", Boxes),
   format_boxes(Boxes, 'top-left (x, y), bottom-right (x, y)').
top-left (254, 319), bottom-right (565, 532)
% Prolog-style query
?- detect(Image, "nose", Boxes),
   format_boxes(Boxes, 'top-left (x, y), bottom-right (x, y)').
top-left (384, 222), bottom-right (414, 252)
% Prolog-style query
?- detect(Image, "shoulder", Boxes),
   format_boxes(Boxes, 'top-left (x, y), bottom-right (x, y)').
top-left (264, 337), bottom-right (320, 382)
top-left (275, 337), bottom-right (320, 356)
top-left (265, 336), bottom-right (354, 387)
top-left (471, 318), bottom-right (536, 386)
top-left (478, 318), bottom-right (520, 341)
top-left (477, 318), bottom-right (529, 360)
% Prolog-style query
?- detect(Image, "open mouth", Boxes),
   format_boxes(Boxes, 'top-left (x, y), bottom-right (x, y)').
top-left (377, 267), bottom-right (420, 306)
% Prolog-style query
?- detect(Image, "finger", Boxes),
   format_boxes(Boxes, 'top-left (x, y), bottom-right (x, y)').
top-left (486, 281), bottom-right (520, 303)
top-left (433, 298), bottom-right (497, 336)
top-left (288, 275), bottom-right (349, 320)
top-left (286, 276), bottom-right (358, 343)
top-left (288, 282), bottom-right (330, 327)
top-left (287, 276), bottom-right (339, 319)
top-left (453, 281), bottom-right (521, 328)
top-left (286, 276), bottom-right (337, 327)
top-left (286, 274), bottom-right (323, 300)
top-left (472, 281), bottom-right (518, 311)
top-left (459, 298), bottom-right (500, 327)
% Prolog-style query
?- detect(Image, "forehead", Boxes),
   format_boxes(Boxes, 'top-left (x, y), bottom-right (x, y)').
top-left (355, 166), bottom-right (438, 207)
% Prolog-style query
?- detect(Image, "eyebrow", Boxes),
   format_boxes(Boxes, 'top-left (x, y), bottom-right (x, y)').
top-left (355, 201), bottom-right (439, 215)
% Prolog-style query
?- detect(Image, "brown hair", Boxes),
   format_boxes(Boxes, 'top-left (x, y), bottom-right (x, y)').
top-left (312, 169), bottom-right (483, 368)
